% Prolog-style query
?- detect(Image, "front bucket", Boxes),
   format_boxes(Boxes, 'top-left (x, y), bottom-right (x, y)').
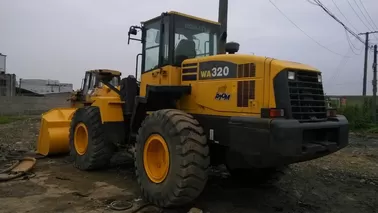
top-left (36, 108), bottom-right (77, 156)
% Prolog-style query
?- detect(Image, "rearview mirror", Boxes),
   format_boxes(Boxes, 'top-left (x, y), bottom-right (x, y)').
top-left (129, 28), bottom-right (138, 36)
top-left (128, 25), bottom-right (143, 44)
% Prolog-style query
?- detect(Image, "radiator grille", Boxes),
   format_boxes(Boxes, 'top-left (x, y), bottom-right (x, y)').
top-left (288, 70), bottom-right (327, 122)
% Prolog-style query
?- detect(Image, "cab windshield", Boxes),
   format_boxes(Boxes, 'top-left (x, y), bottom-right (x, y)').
top-left (174, 16), bottom-right (219, 65)
top-left (97, 75), bottom-right (120, 88)
top-left (141, 14), bottom-right (220, 71)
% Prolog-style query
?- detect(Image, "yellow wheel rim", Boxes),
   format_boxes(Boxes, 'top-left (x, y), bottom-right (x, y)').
top-left (74, 123), bottom-right (88, 155)
top-left (143, 134), bottom-right (170, 183)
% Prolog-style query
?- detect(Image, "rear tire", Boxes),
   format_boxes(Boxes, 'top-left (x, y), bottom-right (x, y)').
top-left (135, 109), bottom-right (209, 207)
top-left (69, 106), bottom-right (114, 170)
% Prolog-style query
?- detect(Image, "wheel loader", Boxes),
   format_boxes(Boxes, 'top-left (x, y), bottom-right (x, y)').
top-left (36, 11), bottom-right (349, 208)
top-left (67, 69), bottom-right (122, 108)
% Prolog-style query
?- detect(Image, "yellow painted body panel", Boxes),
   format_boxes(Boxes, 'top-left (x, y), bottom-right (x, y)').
top-left (140, 69), bottom-right (161, 97)
top-left (140, 66), bottom-right (181, 97)
top-left (140, 54), bottom-right (320, 118)
top-left (160, 65), bottom-right (182, 86)
top-left (36, 108), bottom-right (77, 156)
top-left (89, 85), bottom-right (124, 123)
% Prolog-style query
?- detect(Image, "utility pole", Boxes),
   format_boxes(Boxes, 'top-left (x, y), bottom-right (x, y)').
top-left (218, 0), bottom-right (228, 54)
top-left (373, 44), bottom-right (377, 123)
top-left (359, 31), bottom-right (378, 96)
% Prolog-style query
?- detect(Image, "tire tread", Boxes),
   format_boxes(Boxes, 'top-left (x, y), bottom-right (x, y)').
top-left (135, 109), bottom-right (209, 207)
top-left (69, 106), bottom-right (113, 170)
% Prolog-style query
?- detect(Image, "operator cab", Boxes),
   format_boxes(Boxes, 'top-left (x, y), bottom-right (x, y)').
top-left (128, 11), bottom-right (221, 73)
top-left (81, 69), bottom-right (121, 96)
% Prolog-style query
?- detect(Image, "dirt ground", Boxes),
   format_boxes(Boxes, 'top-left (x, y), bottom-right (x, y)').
top-left (0, 116), bottom-right (377, 213)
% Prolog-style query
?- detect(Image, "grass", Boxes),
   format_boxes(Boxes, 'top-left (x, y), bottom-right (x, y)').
top-left (338, 99), bottom-right (378, 133)
top-left (0, 115), bottom-right (28, 124)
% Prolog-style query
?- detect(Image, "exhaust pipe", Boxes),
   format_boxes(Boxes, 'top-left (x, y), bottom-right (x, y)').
top-left (218, 0), bottom-right (228, 54)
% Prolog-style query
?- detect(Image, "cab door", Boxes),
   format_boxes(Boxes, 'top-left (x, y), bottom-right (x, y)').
top-left (139, 44), bottom-right (162, 97)
top-left (139, 15), bottom-right (168, 97)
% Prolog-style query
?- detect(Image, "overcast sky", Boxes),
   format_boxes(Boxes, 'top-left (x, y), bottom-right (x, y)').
top-left (1, 0), bottom-right (377, 95)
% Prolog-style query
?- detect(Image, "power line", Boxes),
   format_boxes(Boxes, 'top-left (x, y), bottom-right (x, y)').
top-left (268, 0), bottom-right (345, 57)
top-left (326, 47), bottom-right (353, 84)
top-left (353, 0), bottom-right (377, 32)
top-left (307, 0), bottom-right (374, 95)
top-left (306, 0), bottom-right (318, 6)
top-left (347, 0), bottom-right (374, 32)
top-left (311, 0), bottom-right (364, 44)
top-left (352, 0), bottom-right (378, 41)
top-left (326, 34), bottom-right (363, 83)
top-left (330, 0), bottom-right (359, 33)
top-left (345, 30), bottom-right (363, 55)
top-left (358, 31), bottom-right (378, 47)
top-left (357, 0), bottom-right (378, 30)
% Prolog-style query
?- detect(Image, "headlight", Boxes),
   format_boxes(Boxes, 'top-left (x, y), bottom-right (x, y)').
top-left (317, 74), bottom-right (322, 83)
top-left (288, 71), bottom-right (295, 80)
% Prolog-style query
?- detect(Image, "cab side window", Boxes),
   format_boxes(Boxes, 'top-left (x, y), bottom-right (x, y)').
top-left (144, 22), bottom-right (160, 71)
top-left (89, 74), bottom-right (96, 89)
top-left (143, 17), bottom-right (170, 72)
top-left (82, 72), bottom-right (91, 95)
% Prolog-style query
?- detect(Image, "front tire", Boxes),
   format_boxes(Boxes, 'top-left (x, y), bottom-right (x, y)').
top-left (69, 106), bottom-right (114, 170)
top-left (135, 109), bottom-right (209, 207)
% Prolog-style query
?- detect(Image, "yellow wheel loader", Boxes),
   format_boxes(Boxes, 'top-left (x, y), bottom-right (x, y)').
top-left (67, 69), bottom-right (122, 108)
top-left (37, 11), bottom-right (349, 208)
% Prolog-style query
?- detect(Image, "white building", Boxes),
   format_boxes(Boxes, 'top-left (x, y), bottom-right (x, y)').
top-left (19, 79), bottom-right (73, 95)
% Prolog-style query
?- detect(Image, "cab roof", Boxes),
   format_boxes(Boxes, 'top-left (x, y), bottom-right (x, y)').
top-left (142, 11), bottom-right (220, 26)
top-left (87, 69), bottom-right (122, 76)
top-left (168, 11), bottom-right (220, 25)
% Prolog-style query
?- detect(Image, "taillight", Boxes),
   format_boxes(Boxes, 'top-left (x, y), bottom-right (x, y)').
top-left (327, 108), bottom-right (337, 117)
top-left (261, 108), bottom-right (285, 118)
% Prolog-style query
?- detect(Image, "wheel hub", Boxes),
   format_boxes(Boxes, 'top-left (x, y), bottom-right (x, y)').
top-left (74, 123), bottom-right (88, 155)
top-left (143, 134), bottom-right (170, 183)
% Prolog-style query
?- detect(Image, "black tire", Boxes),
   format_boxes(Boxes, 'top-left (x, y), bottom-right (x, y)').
top-left (135, 109), bottom-right (209, 207)
top-left (228, 166), bottom-right (289, 186)
top-left (69, 106), bottom-right (114, 170)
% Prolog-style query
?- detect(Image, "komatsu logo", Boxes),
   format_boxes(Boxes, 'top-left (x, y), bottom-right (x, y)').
top-left (185, 24), bottom-right (208, 33)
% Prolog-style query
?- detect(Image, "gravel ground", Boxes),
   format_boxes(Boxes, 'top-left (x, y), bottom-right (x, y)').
top-left (0, 117), bottom-right (377, 213)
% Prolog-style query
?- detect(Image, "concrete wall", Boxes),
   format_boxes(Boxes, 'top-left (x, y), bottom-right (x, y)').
top-left (0, 92), bottom-right (71, 115)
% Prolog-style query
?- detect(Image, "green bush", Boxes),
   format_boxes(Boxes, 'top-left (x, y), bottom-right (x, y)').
top-left (337, 99), bottom-right (377, 130)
